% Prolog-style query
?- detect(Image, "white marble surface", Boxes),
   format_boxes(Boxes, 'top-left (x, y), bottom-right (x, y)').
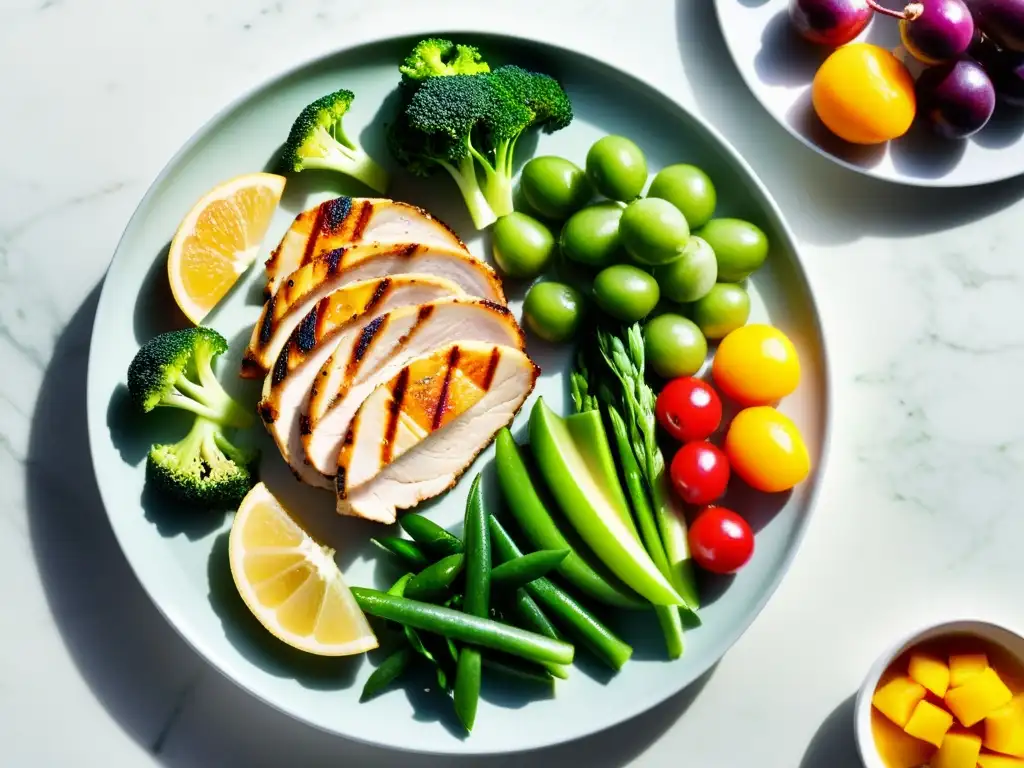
top-left (6, 0), bottom-right (1024, 765)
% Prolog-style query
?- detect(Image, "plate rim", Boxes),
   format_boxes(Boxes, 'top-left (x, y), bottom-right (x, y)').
top-left (712, 0), bottom-right (1024, 189)
top-left (85, 27), bottom-right (835, 756)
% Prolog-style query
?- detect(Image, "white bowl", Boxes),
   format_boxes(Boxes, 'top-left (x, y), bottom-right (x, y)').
top-left (854, 619), bottom-right (1024, 768)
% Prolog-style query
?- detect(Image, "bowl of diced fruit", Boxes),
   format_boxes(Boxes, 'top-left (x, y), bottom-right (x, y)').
top-left (856, 619), bottom-right (1024, 768)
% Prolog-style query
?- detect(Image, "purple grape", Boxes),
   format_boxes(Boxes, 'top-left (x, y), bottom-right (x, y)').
top-left (916, 57), bottom-right (997, 137)
top-left (900, 0), bottom-right (975, 63)
top-left (789, 0), bottom-right (872, 46)
top-left (984, 47), bottom-right (1024, 104)
top-left (966, 0), bottom-right (1024, 53)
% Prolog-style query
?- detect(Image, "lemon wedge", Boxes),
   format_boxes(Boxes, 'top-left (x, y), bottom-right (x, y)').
top-left (167, 172), bottom-right (286, 324)
top-left (228, 482), bottom-right (377, 656)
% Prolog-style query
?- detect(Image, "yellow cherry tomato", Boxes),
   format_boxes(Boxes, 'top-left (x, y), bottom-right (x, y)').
top-left (812, 43), bottom-right (916, 145)
top-left (712, 324), bottom-right (800, 407)
top-left (724, 407), bottom-right (810, 493)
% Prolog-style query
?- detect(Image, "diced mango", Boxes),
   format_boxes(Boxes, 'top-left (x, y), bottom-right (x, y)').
top-left (871, 707), bottom-right (936, 768)
top-left (873, 676), bottom-right (928, 727)
top-left (903, 698), bottom-right (955, 747)
top-left (950, 653), bottom-right (989, 687)
top-left (979, 752), bottom-right (1024, 768)
top-left (932, 729), bottom-right (983, 768)
top-left (985, 694), bottom-right (1024, 758)
top-left (910, 651), bottom-right (952, 697)
top-left (946, 667), bottom-right (1014, 727)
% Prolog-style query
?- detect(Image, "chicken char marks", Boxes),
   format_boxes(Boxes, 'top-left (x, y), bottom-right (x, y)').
top-left (249, 197), bottom-right (537, 524)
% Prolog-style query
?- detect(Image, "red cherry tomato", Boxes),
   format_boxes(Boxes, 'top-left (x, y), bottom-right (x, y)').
top-left (670, 441), bottom-right (730, 506)
top-left (688, 506), bottom-right (754, 575)
top-left (656, 377), bottom-right (723, 443)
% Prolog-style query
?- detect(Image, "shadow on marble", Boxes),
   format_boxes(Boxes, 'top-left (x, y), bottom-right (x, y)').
top-left (675, 0), bottom-right (1024, 247)
top-left (799, 693), bottom-right (861, 768)
top-left (25, 283), bottom-right (209, 755)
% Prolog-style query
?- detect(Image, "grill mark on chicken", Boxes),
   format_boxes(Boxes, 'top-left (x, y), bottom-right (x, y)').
top-left (399, 243), bottom-right (420, 260)
top-left (363, 277), bottom-right (393, 313)
top-left (300, 201), bottom-right (329, 270)
top-left (239, 357), bottom-right (264, 378)
top-left (431, 345), bottom-right (461, 431)
top-left (335, 466), bottom-right (347, 499)
top-left (271, 339), bottom-right (292, 386)
top-left (349, 316), bottom-right (386, 374)
top-left (480, 298), bottom-right (511, 317)
top-left (322, 196), bottom-right (353, 234)
top-left (299, 414), bottom-right (312, 436)
top-left (294, 302), bottom-right (322, 355)
top-left (258, 401), bottom-right (277, 423)
top-left (350, 198), bottom-right (374, 240)
top-left (324, 247), bottom-right (345, 275)
top-left (482, 346), bottom-right (501, 391)
top-left (258, 296), bottom-right (277, 346)
top-left (381, 366), bottom-right (411, 466)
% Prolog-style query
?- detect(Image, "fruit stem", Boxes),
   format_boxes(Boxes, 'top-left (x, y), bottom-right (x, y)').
top-left (866, 1), bottom-right (923, 20)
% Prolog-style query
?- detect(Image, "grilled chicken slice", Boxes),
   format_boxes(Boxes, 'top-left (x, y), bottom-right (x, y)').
top-left (302, 298), bottom-right (526, 478)
top-left (241, 242), bottom-right (503, 378)
top-left (336, 342), bottom-right (539, 524)
top-left (263, 196), bottom-right (468, 297)
top-left (256, 277), bottom-right (464, 489)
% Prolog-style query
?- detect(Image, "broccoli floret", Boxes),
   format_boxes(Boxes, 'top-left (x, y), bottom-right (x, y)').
top-left (390, 74), bottom-right (516, 229)
top-left (280, 88), bottom-right (389, 194)
top-left (147, 417), bottom-right (257, 508)
top-left (387, 59), bottom-right (574, 228)
top-left (399, 38), bottom-right (491, 83)
top-left (477, 66), bottom-right (574, 216)
top-left (489, 65), bottom-right (574, 133)
top-left (128, 327), bottom-right (258, 509)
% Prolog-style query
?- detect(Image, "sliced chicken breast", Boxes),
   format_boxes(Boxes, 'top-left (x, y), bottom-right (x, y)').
top-left (264, 196), bottom-right (468, 297)
top-left (241, 242), bottom-right (503, 378)
top-left (302, 298), bottom-right (527, 478)
top-left (256, 277), bottom-right (464, 489)
top-left (336, 342), bottom-right (539, 524)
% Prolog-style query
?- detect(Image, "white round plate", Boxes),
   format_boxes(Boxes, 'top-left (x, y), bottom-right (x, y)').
top-left (86, 31), bottom-right (831, 756)
top-left (714, 0), bottom-right (1024, 186)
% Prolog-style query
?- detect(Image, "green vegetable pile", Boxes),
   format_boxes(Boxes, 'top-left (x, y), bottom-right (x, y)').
top-left (387, 39), bottom-right (574, 230)
top-left (492, 132), bottom-right (771, 382)
top-left (359, 474), bottom-right (601, 732)
top-left (359, 381), bottom-right (704, 729)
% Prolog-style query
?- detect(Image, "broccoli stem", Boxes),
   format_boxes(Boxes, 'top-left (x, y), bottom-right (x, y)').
top-left (299, 151), bottom-right (389, 196)
top-left (163, 355), bottom-right (252, 429)
top-left (474, 140), bottom-right (516, 219)
top-left (176, 416), bottom-right (217, 466)
top-left (479, 166), bottom-right (515, 218)
top-left (298, 125), bottom-right (389, 194)
top-left (436, 155), bottom-right (498, 230)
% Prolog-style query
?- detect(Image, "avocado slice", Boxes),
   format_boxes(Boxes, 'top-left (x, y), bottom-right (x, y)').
top-left (528, 398), bottom-right (684, 607)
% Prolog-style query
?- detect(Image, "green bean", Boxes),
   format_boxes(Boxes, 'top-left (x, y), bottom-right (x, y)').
top-left (506, 589), bottom-right (571, 680)
top-left (454, 473), bottom-right (491, 732)
top-left (607, 405), bottom-right (684, 660)
top-left (494, 429), bottom-right (646, 610)
top-left (350, 588), bottom-right (574, 666)
top-left (481, 652), bottom-right (555, 686)
top-left (387, 573), bottom-right (453, 690)
top-left (360, 647), bottom-right (413, 702)
top-left (404, 554), bottom-right (464, 603)
top-left (371, 537), bottom-right (430, 571)
top-left (489, 516), bottom-right (633, 671)
top-left (490, 549), bottom-right (569, 592)
top-left (399, 514), bottom-right (465, 558)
